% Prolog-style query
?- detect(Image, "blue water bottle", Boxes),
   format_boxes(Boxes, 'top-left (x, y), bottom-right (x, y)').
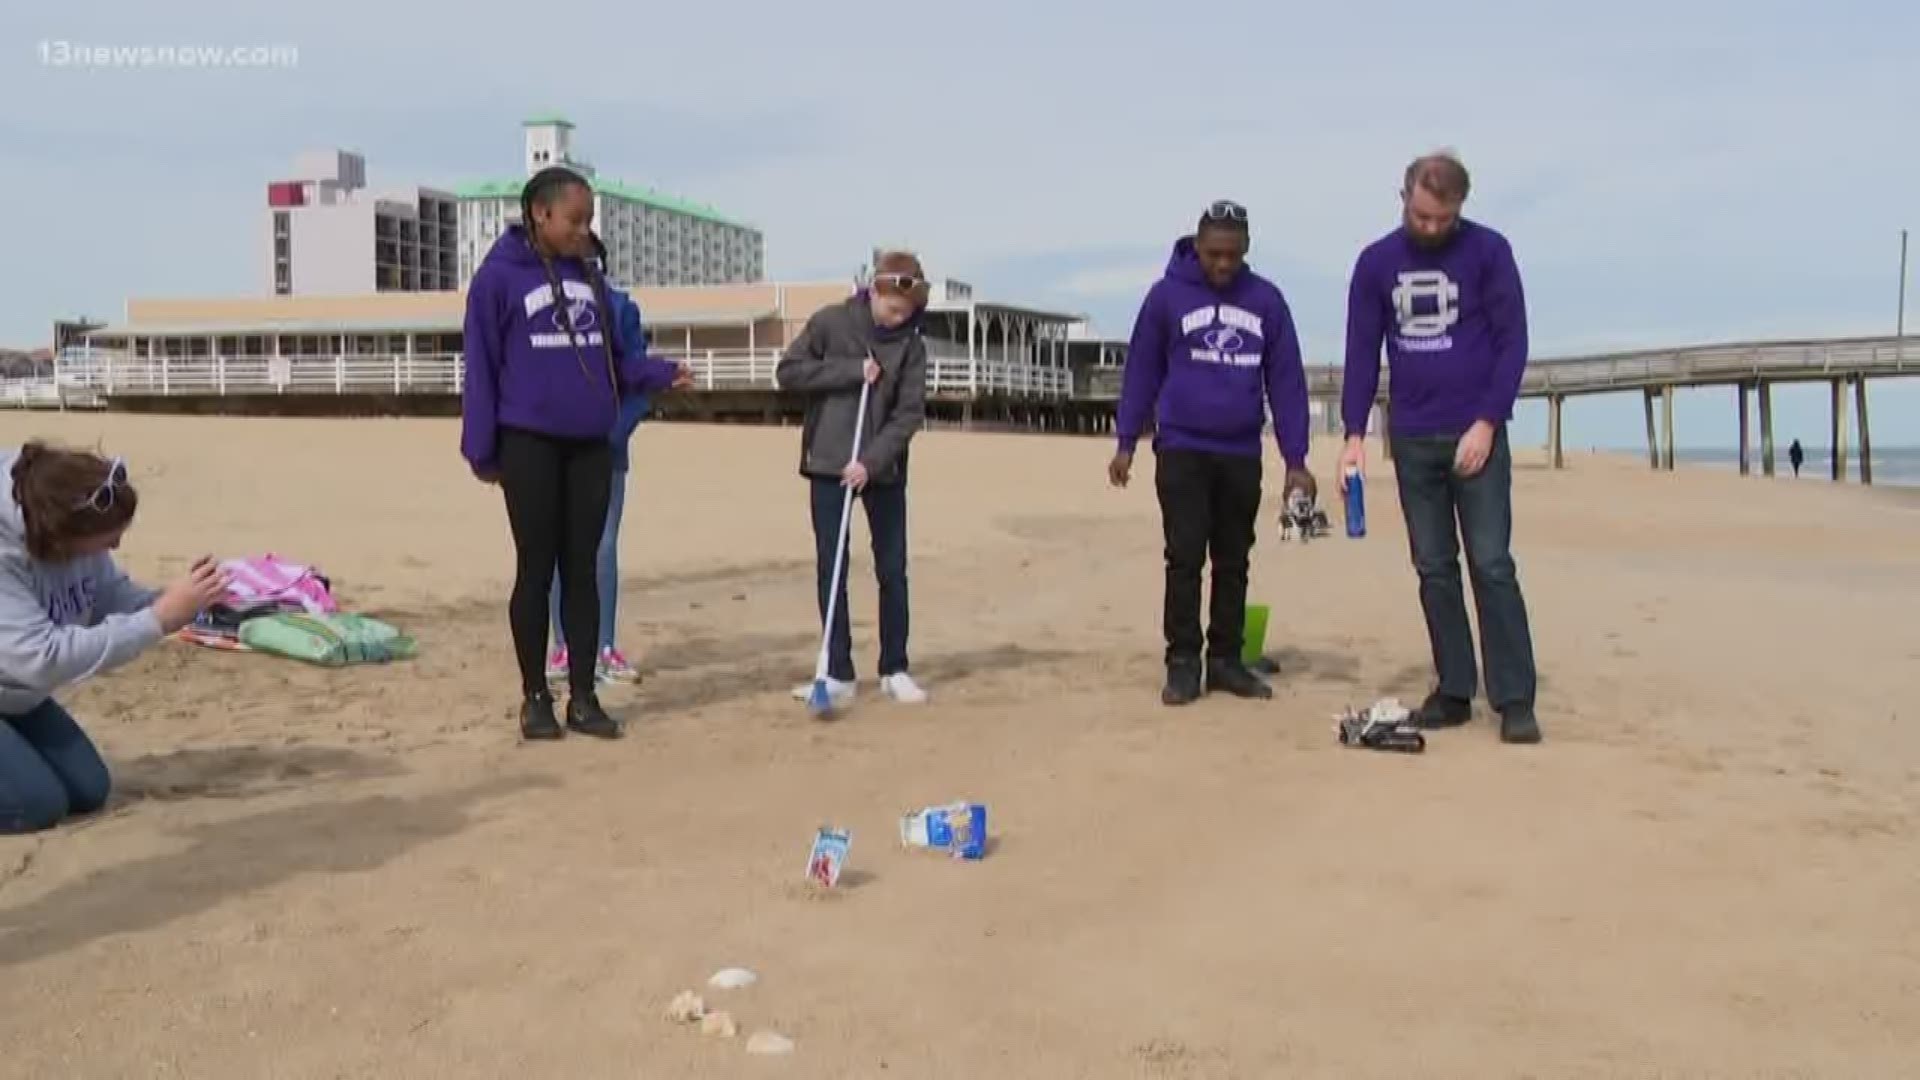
top-left (1344, 467), bottom-right (1366, 538)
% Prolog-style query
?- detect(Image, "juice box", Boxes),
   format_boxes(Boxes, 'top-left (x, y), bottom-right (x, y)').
top-left (899, 801), bottom-right (988, 860)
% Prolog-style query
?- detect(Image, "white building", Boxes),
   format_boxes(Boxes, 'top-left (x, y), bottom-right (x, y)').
top-left (264, 150), bottom-right (458, 296)
top-left (454, 116), bottom-right (764, 289)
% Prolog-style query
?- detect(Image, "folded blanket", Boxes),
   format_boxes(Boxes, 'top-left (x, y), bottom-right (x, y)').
top-left (237, 612), bottom-right (416, 667)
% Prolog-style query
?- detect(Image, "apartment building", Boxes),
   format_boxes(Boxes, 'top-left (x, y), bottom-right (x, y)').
top-left (264, 150), bottom-right (458, 295)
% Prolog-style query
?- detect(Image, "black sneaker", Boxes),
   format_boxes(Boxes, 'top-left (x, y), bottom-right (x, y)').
top-left (520, 691), bottom-right (562, 741)
top-left (1413, 691), bottom-right (1473, 729)
top-left (1161, 658), bottom-right (1203, 706)
top-left (1206, 658), bottom-right (1274, 700)
top-left (1499, 705), bottom-right (1542, 745)
top-left (566, 693), bottom-right (624, 740)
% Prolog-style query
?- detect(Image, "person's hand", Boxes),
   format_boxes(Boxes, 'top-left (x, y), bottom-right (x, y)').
top-left (862, 356), bottom-right (882, 385)
top-left (1285, 466), bottom-right (1318, 504)
top-left (842, 461), bottom-right (870, 492)
top-left (1336, 437), bottom-right (1367, 493)
top-left (153, 556), bottom-right (229, 634)
top-left (671, 361), bottom-right (695, 391)
top-left (1454, 420), bottom-right (1495, 477)
top-left (472, 465), bottom-right (500, 485)
top-left (1108, 450), bottom-right (1134, 488)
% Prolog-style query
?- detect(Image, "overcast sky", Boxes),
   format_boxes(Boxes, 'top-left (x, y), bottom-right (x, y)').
top-left (4, 0), bottom-right (1915, 448)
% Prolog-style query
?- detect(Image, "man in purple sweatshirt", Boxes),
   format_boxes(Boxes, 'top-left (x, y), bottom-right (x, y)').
top-left (1111, 200), bottom-right (1315, 706)
top-left (1338, 152), bottom-right (1541, 744)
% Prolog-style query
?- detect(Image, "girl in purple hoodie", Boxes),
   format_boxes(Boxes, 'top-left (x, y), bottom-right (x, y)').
top-left (460, 167), bottom-right (689, 742)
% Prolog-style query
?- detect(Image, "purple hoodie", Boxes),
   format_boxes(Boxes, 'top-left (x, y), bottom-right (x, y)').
top-left (1114, 238), bottom-right (1310, 468)
top-left (1341, 218), bottom-right (1528, 438)
top-left (461, 225), bottom-right (681, 472)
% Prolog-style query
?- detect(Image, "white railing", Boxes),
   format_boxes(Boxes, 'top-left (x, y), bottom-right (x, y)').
top-left (33, 344), bottom-right (1077, 406)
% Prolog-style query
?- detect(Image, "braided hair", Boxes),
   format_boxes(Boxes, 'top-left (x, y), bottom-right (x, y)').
top-left (520, 167), bottom-right (621, 398)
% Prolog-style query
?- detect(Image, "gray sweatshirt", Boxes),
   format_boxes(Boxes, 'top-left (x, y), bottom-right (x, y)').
top-left (775, 296), bottom-right (928, 486)
top-left (0, 448), bottom-right (164, 715)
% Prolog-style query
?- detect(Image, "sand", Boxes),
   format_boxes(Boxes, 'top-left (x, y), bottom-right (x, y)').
top-left (0, 413), bottom-right (1915, 1079)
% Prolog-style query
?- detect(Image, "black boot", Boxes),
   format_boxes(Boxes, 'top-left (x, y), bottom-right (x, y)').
top-left (1413, 691), bottom-right (1472, 729)
top-left (1499, 704), bottom-right (1542, 745)
top-left (1205, 657), bottom-right (1274, 700)
top-left (520, 690), bottom-right (562, 741)
top-left (1161, 657), bottom-right (1203, 706)
top-left (566, 692), bottom-right (623, 739)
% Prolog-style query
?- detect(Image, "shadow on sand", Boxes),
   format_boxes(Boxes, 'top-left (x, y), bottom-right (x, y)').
top-left (0, 774), bottom-right (550, 968)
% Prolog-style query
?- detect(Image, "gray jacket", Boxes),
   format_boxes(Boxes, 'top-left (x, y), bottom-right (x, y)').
top-left (776, 296), bottom-right (928, 486)
top-left (0, 448), bottom-right (164, 715)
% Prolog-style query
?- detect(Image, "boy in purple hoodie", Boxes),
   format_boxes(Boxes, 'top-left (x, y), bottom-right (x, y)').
top-left (1338, 152), bottom-right (1540, 744)
top-left (461, 166), bottom-right (690, 742)
top-left (1110, 200), bottom-right (1315, 706)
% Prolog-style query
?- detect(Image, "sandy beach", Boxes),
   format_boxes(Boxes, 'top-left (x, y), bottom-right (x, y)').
top-left (0, 412), bottom-right (1915, 1079)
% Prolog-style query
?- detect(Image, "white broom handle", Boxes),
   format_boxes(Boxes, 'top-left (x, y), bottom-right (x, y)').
top-left (814, 373), bottom-right (874, 679)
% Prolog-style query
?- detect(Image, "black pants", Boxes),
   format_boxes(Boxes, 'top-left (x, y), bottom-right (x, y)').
top-left (808, 477), bottom-right (909, 682)
top-left (1154, 449), bottom-right (1262, 664)
top-left (499, 427), bottom-right (613, 697)
top-left (1390, 426), bottom-right (1537, 710)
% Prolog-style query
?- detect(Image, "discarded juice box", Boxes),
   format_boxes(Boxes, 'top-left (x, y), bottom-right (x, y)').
top-left (900, 801), bottom-right (988, 860)
top-left (806, 826), bottom-right (851, 887)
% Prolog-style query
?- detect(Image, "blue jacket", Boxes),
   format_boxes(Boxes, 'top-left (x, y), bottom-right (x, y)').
top-left (606, 287), bottom-right (651, 471)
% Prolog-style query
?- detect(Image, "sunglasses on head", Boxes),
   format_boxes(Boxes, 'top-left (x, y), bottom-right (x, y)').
top-left (1204, 200), bottom-right (1249, 223)
top-left (78, 457), bottom-right (128, 513)
top-left (872, 272), bottom-right (927, 294)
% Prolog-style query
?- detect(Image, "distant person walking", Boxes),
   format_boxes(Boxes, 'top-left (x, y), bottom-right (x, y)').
top-left (1789, 439), bottom-right (1804, 477)
top-left (1339, 151), bottom-right (1541, 745)
top-left (1110, 199), bottom-right (1315, 707)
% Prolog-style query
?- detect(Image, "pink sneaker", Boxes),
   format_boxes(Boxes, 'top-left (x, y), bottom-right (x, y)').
top-left (545, 646), bottom-right (569, 683)
top-left (597, 647), bottom-right (642, 684)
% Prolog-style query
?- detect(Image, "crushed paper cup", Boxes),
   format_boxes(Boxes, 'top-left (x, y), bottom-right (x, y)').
top-left (708, 967), bottom-right (759, 991)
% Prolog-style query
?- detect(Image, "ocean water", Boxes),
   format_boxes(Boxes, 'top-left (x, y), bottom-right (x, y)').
top-left (1671, 446), bottom-right (1920, 487)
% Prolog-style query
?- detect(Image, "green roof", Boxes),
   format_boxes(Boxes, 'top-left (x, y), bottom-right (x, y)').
top-left (521, 113), bottom-right (574, 127)
top-left (449, 175), bottom-right (751, 229)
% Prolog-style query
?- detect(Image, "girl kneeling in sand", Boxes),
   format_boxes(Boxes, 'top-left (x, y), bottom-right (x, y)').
top-left (0, 443), bottom-right (229, 834)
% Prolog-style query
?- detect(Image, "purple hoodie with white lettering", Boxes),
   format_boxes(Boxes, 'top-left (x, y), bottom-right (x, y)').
top-left (1114, 237), bottom-right (1310, 467)
top-left (460, 225), bottom-right (682, 473)
top-left (1341, 218), bottom-right (1528, 438)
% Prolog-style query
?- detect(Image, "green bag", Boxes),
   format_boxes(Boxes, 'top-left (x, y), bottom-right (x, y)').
top-left (238, 612), bottom-right (417, 667)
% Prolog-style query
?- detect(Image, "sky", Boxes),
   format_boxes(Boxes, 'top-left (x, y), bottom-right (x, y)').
top-left (2, 0), bottom-right (1916, 449)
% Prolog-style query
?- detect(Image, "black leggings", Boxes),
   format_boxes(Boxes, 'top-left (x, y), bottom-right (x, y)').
top-left (498, 427), bottom-right (613, 697)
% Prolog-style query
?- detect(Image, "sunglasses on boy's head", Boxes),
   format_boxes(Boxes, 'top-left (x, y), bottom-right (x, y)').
top-left (78, 457), bottom-right (128, 513)
top-left (1204, 200), bottom-right (1249, 223)
top-left (872, 272), bottom-right (927, 294)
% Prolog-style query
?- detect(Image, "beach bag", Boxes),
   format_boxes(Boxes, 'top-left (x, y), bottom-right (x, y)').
top-left (176, 598), bottom-right (305, 652)
top-left (237, 612), bottom-right (415, 667)
top-left (219, 554), bottom-right (338, 615)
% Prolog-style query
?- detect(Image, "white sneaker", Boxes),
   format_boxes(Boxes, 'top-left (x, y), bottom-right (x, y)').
top-left (880, 673), bottom-right (928, 704)
top-left (791, 678), bottom-right (855, 706)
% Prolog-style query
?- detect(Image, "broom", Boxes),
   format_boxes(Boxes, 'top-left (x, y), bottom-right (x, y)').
top-left (806, 370), bottom-right (874, 717)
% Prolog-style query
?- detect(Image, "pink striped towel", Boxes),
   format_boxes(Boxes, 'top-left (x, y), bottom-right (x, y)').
top-left (218, 554), bottom-right (337, 614)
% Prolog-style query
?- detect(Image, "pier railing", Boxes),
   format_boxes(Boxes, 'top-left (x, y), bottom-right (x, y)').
top-left (12, 345), bottom-right (1073, 408)
top-left (10, 335), bottom-right (1906, 411)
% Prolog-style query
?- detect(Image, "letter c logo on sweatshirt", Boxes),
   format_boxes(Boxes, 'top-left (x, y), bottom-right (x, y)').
top-left (1392, 270), bottom-right (1460, 351)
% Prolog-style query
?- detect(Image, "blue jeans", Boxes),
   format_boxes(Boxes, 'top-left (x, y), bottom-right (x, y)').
top-left (1390, 425), bottom-right (1538, 711)
top-left (0, 699), bottom-right (112, 834)
top-left (551, 467), bottom-right (626, 653)
top-left (809, 477), bottom-right (910, 682)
